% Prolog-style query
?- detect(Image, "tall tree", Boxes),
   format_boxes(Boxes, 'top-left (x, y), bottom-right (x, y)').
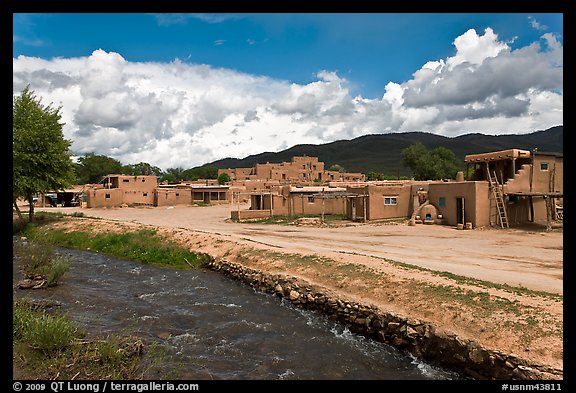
top-left (76, 153), bottom-right (123, 184)
top-left (161, 167), bottom-right (185, 183)
top-left (401, 143), bottom-right (460, 180)
top-left (13, 86), bottom-right (76, 222)
top-left (122, 162), bottom-right (162, 177)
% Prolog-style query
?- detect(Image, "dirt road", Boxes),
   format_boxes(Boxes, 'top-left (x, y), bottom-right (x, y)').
top-left (41, 204), bottom-right (563, 295)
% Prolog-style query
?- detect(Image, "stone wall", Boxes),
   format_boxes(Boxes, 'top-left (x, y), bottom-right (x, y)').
top-left (206, 258), bottom-right (562, 380)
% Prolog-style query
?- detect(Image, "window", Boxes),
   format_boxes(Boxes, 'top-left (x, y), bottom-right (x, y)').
top-left (308, 196), bottom-right (315, 203)
top-left (143, 193), bottom-right (148, 197)
top-left (540, 162), bottom-right (549, 171)
top-left (123, 179), bottom-right (130, 183)
top-left (142, 179), bottom-right (146, 182)
top-left (384, 196), bottom-right (397, 206)
top-left (438, 197), bottom-right (446, 207)
top-left (175, 193), bottom-right (179, 197)
top-left (105, 194), bottom-right (111, 199)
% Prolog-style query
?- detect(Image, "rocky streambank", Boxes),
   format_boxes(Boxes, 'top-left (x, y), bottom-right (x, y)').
top-left (207, 258), bottom-right (562, 381)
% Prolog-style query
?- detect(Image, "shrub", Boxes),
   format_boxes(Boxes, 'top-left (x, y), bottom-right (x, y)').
top-left (45, 256), bottom-right (72, 286)
top-left (13, 240), bottom-right (71, 286)
top-left (13, 302), bottom-right (78, 354)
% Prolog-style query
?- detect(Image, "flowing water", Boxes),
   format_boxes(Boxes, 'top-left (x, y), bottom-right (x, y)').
top-left (13, 243), bottom-right (465, 380)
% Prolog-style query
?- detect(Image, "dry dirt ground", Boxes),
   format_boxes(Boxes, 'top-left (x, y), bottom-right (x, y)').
top-left (34, 204), bottom-right (564, 376)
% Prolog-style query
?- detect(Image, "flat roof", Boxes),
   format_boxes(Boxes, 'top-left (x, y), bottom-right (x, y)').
top-left (464, 149), bottom-right (531, 163)
top-left (289, 186), bottom-right (347, 193)
top-left (505, 191), bottom-right (563, 197)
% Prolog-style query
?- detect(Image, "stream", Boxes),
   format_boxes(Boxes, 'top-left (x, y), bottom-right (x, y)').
top-left (13, 243), bottom-right (465, 380)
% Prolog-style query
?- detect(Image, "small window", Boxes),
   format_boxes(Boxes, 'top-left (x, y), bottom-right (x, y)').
top-left (438, 197), bottom-right (446, 207)
top-left (143, 193), bottom-right (148, 197)
top-left (540, 162), bottom-right (549, 171)
top-left (384, 196), bottom-right (397, 206)
top-left (142, 179), bottom-right (146, 182)
top-left (122, 179), bottom-right (130, 183)
top-left (308, 196), bottom-right (315, 203)
top-left (105, 194), bottom-right (111, 199)
top-left (175, 193), bottom-right (179, 197)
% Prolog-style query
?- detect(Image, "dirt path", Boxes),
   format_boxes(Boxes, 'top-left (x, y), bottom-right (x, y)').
top-left (35, 204), bottom-right (564, 376)
top-left (43, 204), bottom-right (563, 294)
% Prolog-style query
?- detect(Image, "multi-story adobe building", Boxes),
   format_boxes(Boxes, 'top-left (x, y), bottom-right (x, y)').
top-left (235, 148), bottom-right (563, 229)
top-left (84, 174), bottom-right (158, 208)
top-left (218, 156), bottom-right (365, 183)
top-left (83, 175), bottom-right (230, 208)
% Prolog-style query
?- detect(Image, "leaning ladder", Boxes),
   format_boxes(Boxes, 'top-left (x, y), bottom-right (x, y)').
top-left (487, 170), bottom-right (509, 228)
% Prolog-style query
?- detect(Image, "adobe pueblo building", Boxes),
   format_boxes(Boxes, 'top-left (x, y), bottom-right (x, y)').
top-left (73, 150), bottom-right (562, 230)
top-left (218, 156), bottom-right (365, 184)
top-left (82, 175), bottom-right (230, 208)
top-left (233, 150), bottom-right (563, 230)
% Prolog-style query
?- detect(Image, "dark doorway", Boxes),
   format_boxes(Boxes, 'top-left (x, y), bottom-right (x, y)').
top-left (456, 197), bottom-right (465, 225)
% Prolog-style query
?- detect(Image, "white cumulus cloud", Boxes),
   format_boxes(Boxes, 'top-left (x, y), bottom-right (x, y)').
top-left (13, 27), bottom-right (562, 170)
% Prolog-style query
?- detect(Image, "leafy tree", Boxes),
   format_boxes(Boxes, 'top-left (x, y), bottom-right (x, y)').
top-left (122, 162), bottom-right (162, 177)
top-left (401, 143), bottom-right (460, 180)
top-left (13, 86), bottom-right (76, 222)
top-left (76, 153), bottom-right (122, 184)
top-left (181, 165), bottom-right (218, 181)
top-left (366, 171), bottom-right (384, 181)
top-left (161, 167), bottom-right (185, 183)
top-left (217, 172), bottom-right (231, 185)
top-left (328, 164), bottom-right (346, 172)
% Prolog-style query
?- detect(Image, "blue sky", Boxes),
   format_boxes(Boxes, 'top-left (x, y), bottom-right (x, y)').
top-left (13, 13), bottom-right (563, 170)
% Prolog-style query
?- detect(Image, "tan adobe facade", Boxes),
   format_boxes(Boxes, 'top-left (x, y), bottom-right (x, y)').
top-left (231, 185), bottom-right (348, 221)
top-left (219, 156), bottom-right (365, 183)
top-left (465, 149), bottom-right (563, 226)
top-left (155, 184), bottom-right (230, 207)
top-left (84, 175), bottom-right (158, 208)
top-left (234, 149), bottom-right (562, 229)
top-left (84, 175), bottom-right (230, 208)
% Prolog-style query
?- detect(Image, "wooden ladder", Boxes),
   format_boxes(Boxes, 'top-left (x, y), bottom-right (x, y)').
top-left (487, 170), bottom-right (509, 228)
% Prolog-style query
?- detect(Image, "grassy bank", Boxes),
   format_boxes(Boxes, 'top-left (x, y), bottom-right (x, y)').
top-left (15, 214), bottom-right (211, 269)
top-left (13, 214), bottom-right (192, 379)
top-left (13, 300), bottom-right (143, 380)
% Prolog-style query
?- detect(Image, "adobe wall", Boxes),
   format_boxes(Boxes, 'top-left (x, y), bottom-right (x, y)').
top-left (230, 210), bottom-right (271, 221)
top-left (287, 194), bottom-right (347, 216)
top-left (532, 156), bottom-right (563, 193)
top-left (117, 176), bottom-right (157, 192)
top-left (155, 189), bottom-right (192, 206)
top-left (85, 189), bottom-right (123, 208)
top-left (366, 184), bottom-right (413, 220)
top-left (504, 157), bottom-right (563, 195)
top-left (506, 197), bottom-right (549, 225)
top-left (122, 190), bottom-right (155, 206)
top-left (206, 259), bottom-right (562, 380)
top-left (428, 182), bottom-right (490, 228)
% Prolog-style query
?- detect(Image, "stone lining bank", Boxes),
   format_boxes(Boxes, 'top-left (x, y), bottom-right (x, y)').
top-left (206, 259), bottom-right (562, 380)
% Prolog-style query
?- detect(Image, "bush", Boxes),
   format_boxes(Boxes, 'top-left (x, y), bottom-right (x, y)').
top-left (13, 240), bottom-right (71, 286)
top-left (45, 257), bottom-right (72, 286)
top-left (13, 302), bottom-right (78, 354)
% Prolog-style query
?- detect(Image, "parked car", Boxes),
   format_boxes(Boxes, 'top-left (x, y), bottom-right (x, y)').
top-left (44, 195), bottom-right (58, 207)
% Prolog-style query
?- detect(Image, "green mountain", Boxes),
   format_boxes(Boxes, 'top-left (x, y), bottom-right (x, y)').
top-left (208, 126), bottom-right (563, 177)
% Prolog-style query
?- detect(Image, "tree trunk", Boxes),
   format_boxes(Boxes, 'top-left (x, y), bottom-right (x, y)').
top-left (13, 198), bottom-right (23, 220)
top-left (27, 193), bottom-right (35, 222)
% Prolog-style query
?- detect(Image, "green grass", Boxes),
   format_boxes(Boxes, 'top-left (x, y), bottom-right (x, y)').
top-left (13, 300), bottom-right (77, 353)
top-left (13, 300), bottom-right (143, 380)
top-left (13, 241), bottom-right (71, 287)
top-left (20, 223), bottom-right (211, 269)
